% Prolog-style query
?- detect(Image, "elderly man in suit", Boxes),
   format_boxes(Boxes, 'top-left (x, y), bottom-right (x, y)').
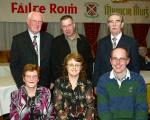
top-left (93, 12), bottom-right (140, 87)
top-left (10, 12), bottom-right (54, 88)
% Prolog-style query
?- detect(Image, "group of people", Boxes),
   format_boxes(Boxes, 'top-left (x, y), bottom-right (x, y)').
top-left (9, 11), bottom-right (148, 120)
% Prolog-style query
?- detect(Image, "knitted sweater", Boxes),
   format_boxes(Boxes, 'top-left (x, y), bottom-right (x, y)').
top-left (96, 71), bottom-right (148, 120)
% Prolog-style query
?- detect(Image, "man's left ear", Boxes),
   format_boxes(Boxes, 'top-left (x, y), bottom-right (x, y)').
top-left (73, 23), bottom-right (75, 28)
top-left (127, 58), bottom-right (130, 64)
top-left (121, 22), bottom-right (124, 28)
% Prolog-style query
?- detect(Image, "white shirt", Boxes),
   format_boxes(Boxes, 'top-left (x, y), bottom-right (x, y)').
top-left (110, 68), bottom-right (131, 87)
top-left (111, 32), bottom-right (122, 46)
top-left (28, 30), bottom-right (40, 66)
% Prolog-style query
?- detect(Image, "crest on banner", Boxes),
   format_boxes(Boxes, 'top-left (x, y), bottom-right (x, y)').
top-left (85, 2), bottom-right (99, 18)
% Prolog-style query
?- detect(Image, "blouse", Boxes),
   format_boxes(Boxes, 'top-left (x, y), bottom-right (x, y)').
top-left (10, 85), bottom-right (54, 120)
top-left (53, 77), bottom-right (95, 120)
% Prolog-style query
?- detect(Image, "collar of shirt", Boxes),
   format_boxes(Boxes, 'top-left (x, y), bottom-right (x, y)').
top-left (111, 32), bottom-right (122, 45)
top-left (28, 29), bottom-right (40, 43)
top-left (110, 68), bottom-right (131, 80)
top-left (110, 68), bottom-right (131, 87)
top-left (65, 33), bottom-right (80, 41)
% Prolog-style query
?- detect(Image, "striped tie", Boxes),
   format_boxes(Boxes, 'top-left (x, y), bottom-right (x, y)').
top-left (33, 36), bottom-right (38, 54)
top-left (112, 37), bottom-right (117, 49)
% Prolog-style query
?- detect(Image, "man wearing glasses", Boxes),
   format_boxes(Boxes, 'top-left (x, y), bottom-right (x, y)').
top-left (96, 47), bottom-right (148, 120)
top-left (10, 11), bottom-right (54, 89)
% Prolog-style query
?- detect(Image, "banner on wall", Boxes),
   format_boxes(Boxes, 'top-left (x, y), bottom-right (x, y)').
top-left (0, 0), bottom-right (150, 23)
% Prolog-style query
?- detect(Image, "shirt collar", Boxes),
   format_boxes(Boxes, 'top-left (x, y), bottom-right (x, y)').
top-left (28, 29), bottom-right (40, 42)
top-left (65, 33), bottom-right (80, 41)
top-left (111, 32), bottom-right (122, 44)
top-left (110, 68), bottom-right (131, 80)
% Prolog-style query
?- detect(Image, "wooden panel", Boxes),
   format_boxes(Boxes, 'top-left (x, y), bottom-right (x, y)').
top-left (0, 51), bottom-right (10, 63)
top-left (0, 116), bottom-right (3, 120)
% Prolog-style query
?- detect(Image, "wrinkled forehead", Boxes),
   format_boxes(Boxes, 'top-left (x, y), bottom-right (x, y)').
top-left (108, 15), bottom-right (122, 22)
top-left (28, 12), bottom-right (43, 21)
top-left (25, 70), bottom-right (38, 76)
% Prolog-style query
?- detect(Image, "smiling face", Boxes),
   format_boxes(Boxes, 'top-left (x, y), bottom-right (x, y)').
top-left (23, 70), bottom-right (39, 89)
top-left (66, 59), bottom-right (82, 78)
top-left (107, 14), bottom-right (124, 36)
top-left (110, 48), bottom-right (130, 75)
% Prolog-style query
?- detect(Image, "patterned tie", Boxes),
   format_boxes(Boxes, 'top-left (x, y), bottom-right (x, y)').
top-left (33, 36), bottom-right (38, 54)
top-left (112, 37), bottom-right (117, 49)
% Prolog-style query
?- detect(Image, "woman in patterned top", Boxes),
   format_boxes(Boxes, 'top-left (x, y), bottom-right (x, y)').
top-left (10, 64), bottom-right (54, 120)
top-left (53, 53), bottom-right (95, 120)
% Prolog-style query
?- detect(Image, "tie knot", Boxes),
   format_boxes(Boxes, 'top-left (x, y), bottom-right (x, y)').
top-left (112, 37), bottom-right (117, 41)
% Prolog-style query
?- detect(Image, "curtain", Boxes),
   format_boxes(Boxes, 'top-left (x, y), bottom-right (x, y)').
top-left (0, 22), bottom-right (150, 50)
top-left (84, 23), bottom-right (100, 58)
top-left (132, 24), bottom-right (150, 46)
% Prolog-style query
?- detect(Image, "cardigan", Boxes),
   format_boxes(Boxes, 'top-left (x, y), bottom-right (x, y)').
top-left (10, 86), bottom-right (54, 120)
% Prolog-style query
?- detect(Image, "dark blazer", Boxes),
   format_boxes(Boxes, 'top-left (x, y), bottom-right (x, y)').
top-left (51, 34), bottom-right (93, 81)
top-left (93, 34), bottom-right (140, 86)
top-left (139, 55), bottom-right (150, 70)
top-left (10, 30), bottom-right (53, 88)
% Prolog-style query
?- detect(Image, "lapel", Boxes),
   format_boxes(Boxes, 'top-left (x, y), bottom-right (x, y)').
top-left (117, 34), bottom-right (125, 47)
top-left (63, 34), bottom-right (71, 53)
top-left (40, 32), bottom-right (45, 62)
top-left (24, 31), bottom-right (37, 56)
top-left (107, 35), bottom-right (113, 51)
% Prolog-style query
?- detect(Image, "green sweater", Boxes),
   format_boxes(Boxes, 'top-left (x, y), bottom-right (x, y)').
top-left (96, 71), bottom-right (148, 120)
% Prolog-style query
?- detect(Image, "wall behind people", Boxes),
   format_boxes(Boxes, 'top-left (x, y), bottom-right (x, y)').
top-left (0, 22), bottom-right (150, 57)
top-left (0, 22), bottom-right (85, 50)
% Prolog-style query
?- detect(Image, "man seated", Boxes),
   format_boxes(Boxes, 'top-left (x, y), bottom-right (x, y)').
top-left (96, 47), bottom-right (148, 120)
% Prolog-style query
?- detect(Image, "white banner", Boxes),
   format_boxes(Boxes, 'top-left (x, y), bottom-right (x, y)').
top-left (0, 0), bottom-right (150, 23)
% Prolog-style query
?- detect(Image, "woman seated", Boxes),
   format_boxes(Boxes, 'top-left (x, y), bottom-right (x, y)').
top-left (53, 53), bottom-right (95, 120)
top-left (10, 64), bottom-right (54, 120)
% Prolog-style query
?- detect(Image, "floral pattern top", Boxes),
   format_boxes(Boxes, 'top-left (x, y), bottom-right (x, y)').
top-left (10, 85), bottom-right (54, 120)
top-left (53, 77), bottom-right (95, 120)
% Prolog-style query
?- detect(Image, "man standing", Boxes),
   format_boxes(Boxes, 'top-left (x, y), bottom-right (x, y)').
top-left (93, 12), bottom-right (139, 86)
top-left (51, 15), bottom-right (93, 81)
top-left (10, 12), bottom-right (53, 88)
top-left (96, 47), bottom-right (148, 120)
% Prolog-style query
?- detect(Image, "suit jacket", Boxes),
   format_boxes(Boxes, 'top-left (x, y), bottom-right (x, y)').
top-left (51, 34), bottom-right (93, 81)
top-left (10, 30), bottom-right (53, 88)
top-left (139, 55), bottom-right (150, 70)
top-left (93, 34), bottom-right (140, 86)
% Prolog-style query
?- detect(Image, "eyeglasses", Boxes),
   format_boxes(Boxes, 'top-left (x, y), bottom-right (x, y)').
top-left (67, 64), bottom-right (81, 68)
top-left (25, 75), bottom-right (38, 79)
top-left (111, 57), bottom-right (127, 62)
top-left (31, 19), bottom-right (43, 24)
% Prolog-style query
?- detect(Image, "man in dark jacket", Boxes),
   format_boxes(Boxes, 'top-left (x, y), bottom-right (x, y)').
top-left (93, 12), bottom-right (140, 87)
top-left (10, 12), bottom-right (53, 88)
top-left (51, 15), bottom-right (93, 82)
